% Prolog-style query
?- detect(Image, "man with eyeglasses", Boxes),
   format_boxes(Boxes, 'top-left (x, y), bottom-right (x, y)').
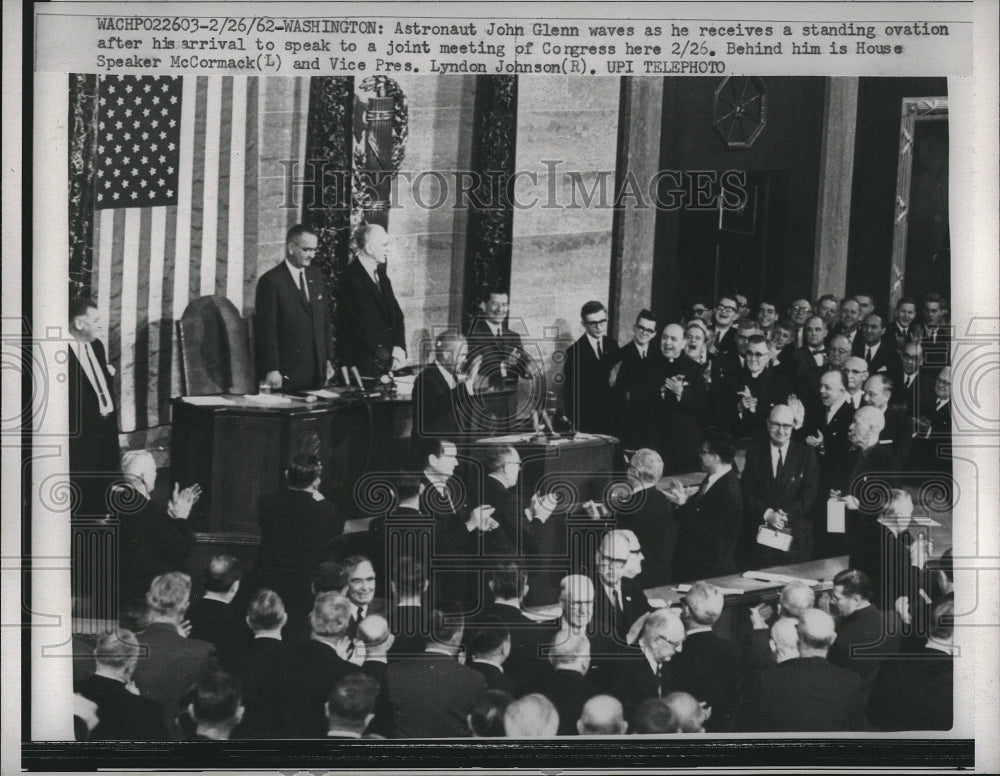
top-left (894, 341), bottom-right (933, 421)
top-left (337, 223), bottom-right (407, 378)
top-left (606, 608), bottom-right (686, 719)
top-left (842, 357), bottom-right (868, 410)
top-left (611, 309), bottom-right (662, 450)
top-left (786, 299), bottom-right (813, 348)
top-left (711, 296), bottom-right (740, 357)
top-left (912, 366), bottom-right (953, 478)
top-left (254, 223), bottom-right (335, 391)
top-left (710, 319), bottom-right (760, 434)
top-left (739, 404), bottom-right (818, 569)
top-left (591, 532), bottom-right (653, 649)
top-left (732, 335), bottom-right (791, 442)
top-left (562, 300), bottom-right (620, 434)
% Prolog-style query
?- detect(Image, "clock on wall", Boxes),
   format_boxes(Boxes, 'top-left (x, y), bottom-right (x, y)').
top-left (713, 76), bottom-right (767, 148)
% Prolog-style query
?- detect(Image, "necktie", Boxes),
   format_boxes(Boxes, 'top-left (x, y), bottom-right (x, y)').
top-left (357, 605), bottom-right (366, 623)
top-left (298, 270), bottom-right (309, 304)
top-left (597, 339), bottom-right (603, 359)
top-left (775, 448), bottom-right (785, 481)
top-left (906, 375), bottom-right (914, 388)
top-left (84, 344), bottom-right (113, 414)
top-left (865, 347), bottom-right (873, 364)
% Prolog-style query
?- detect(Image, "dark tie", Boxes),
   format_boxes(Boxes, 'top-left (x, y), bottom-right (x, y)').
top-left (865, 347), bottom-right (873, 364)
top-left (357, 605), bottom-right (366, 623)
top-left (298, 270), bottom-right (309, 305)
top-left (775, 449), bottom-right (785, 482)
top-left (597, 339), bottom-right (603, 359)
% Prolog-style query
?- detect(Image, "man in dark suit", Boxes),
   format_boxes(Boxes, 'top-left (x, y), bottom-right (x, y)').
top-left (68, 296), bottom-right (122, 518)
top-left (324, 673), bottom-right (382, 738)
top-left (75, 629), bottom-right (168, 740)
top-left (671, 582), bottom-right (743, 732)
top-left (654, 323), bottom-right (707, 474)
top-left (831, 298), bottom-right (862, 351)
top-left (739, 404), bottom-right (819, 568)
top-left (253, 455), bottom-right (343, 641)
top-left (868, 598), bottom-right (954, 731)
top-left (337, 223), bottom-right (407, 377)
top-left (530, 629), bottom-right (601, 735)
top-left (232, 589), bottom-right (288, 739)
top-left (590, 531), bottom-right (653, 650)
top-left (894, 341), bottom-right (934, 420)
top-left (469, 444), bottom-right (522, 554)
top-left (738, 608), bottom-right (867, 731)
top-left (854, 314), bottom-right (903, 386)
top-left (561, 300), bottom-right (620, 434)
top-left (466, 288), bottom-right (538, 430)
top-left (920, 293), bottom-right (951, 372)
top-left (411, 331), bottom-right (482, 442)
top-left (114, 450), bottom-right (199, 609)
top-left (667, 431), bottom-right (743, 582)
top-left (342, 555), bottom-right (387, 638)
top-left (186, 671), bottom-right (245, 741)
top-left (709, 318), bottom-right (759, 434)
top-left (829, 569), bottom-right (902, 700)
top-left (731, 335), bottom-right (792, 442)
top-left (387, 556), bottom-right (432, 659)
top-left (710, 296), bottom-right (740, 358)
top-left (384, 611), bottom-right (487, 737)
top-left (787, 299), bottom-right (814, 349)
top-left (788, 316), bottom-right (829, 396)
top-left (466, 618), bottom-right (521, 695)
top-left (254, 224), bottom-right (333, 391)
top-left (187, 555), bottom-right (250, 672)
top-left (610, 309), bottom-right (662, 450)
top-left (132, 572), bottom-right (219, 736)
top-left (612, 449), bottom-right (680, 587)
top-left (769, 320), bottom-right (800, 385)
top-left (281, 592), bottom-right (361, 737)
top-left (912, 366), bottom-right (953, 476)
top-left (890, 297), bottom-right (922, 351)
top-left (864, 374), bottom-right (913, 466)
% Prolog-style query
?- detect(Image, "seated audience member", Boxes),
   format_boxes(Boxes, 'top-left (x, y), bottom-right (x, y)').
top-left (532, 630), bottom-right (600, 736)
top-left (281, 592), bottom-right (360, 738)
top-left (115, 449), bottom-right (199, 609)
top-left (611, 449), bottom-right (679, 587)
top-left (466, 617), bottom-right (519, 695)
top-left (666, 431), bottom-right (743, 581)
top-left (75, 629), bottom-right (168, 740)
top-left (738, 404), bottom-right (819, 569)
top-left (254, 455), bottom-right (343, 641)
top-left (828, 568), bottom-right (902, 699)
top-left (739, 609), bottom-right (867, 732)
top-left (187, 555), bottom-right (249, 671)
top-left (387, 556), bottom-right (431, 658)
top-left (577, 695), bottom-right (628, 736)
top-left (671, 582), bottom-right (742, 732)
top-left (133, 572), bottom-right (218, 737)
top-left (592, 531), bottom-right (653, 649)
top-left (325, 673), bottom-right (382, 739)
top-left (608, 608), bottom-right (686, 720)
top-left (468, 690), bottom-right (514, 737)
top-left (503, 693), bottom-right (560, 738)
top-left (631, 693), bottom-right (709, 734)
top-left (411, 330), bottom-right (482, 442)
top-left (342, 555), bottom-right (386, 639)
top-left (187, 671), bottom-right (244, 741)
top-left (384, 610), bottom-right (487, 738)
top-left (232, 589), bottom-right (288, 739)
top-left (868, 599), bottom-right (954, 731)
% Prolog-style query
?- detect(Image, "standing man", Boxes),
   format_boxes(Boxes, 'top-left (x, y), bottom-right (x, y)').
top-left (815, 294), bottom-right (840, 331)
top-left (610, 309), bottom-right (661, 450)
top-left (833, 298), bottom-right (862, 350)
top-left (410, 331), bottom-right (481, 442)
top-left (891, 297), bottom-right (921, 350)
top-left (338, 223), bottom-right (407, 377)
top-left (843, 357), bottom-right (869, 411)
top-left (561, 301), bottom-right (620, 434)
top-left (254, 224), bottom-right (334, 391)
top-left (68, 297), bottom-right (121, 516)
top-left (740, 405), bottom-right (819, 569)
top-left (788, 316), bottom-right (829, 395)
top-left (787, 299), bottom-right (813, 348)
top-left (921, 293), bottom-right (951, 372)
top-left (711, 296), bottom-right (740, 357)
top-left (731, 334), bottom-right (791, 442)
top-left (656, 324), bottom-right (707, 474)
top-left (855, 313), bottom-right (903, 384)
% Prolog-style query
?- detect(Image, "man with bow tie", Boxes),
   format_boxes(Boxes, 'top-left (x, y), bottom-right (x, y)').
top-left (788, 315), bottom-right (829, 394)
top-left (254, 224), bottom-right (334, 391)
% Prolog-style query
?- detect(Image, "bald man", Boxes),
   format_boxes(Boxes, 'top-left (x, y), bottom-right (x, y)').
top-left (410, 330), bottom-right (482, 441)
top-left (738, 609), bottom-right (866, 731)
top-left (653, 323), bottom-right (707, 473)
top-left (743, 582), bottom-right (815, 673)
top-left (337, 223), bottom-right (407, 377)
top-left (592, 532), bottom-right (652, 647)
top-left (739, 405), bottom-right (818, 568)
top-left (577, 695), bottom-right (628, 735)
top-left (503, 693), bottom-right (559, 738)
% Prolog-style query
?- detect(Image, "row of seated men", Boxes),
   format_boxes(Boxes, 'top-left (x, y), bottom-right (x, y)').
top-left (73, 543), bottom-right (955, 740)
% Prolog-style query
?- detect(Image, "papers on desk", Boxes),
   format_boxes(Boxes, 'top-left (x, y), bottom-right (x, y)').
top-left (181, 395), bottom-right (234, 406)
top-left (742, 570), bottom-right (820, 587)
top-left (306, 388), bottom-right (342, 399)
top-left (827, 498), bottom-right (846, 533)
top-left (242, 393), bottom-right (294, 405)
top-left (672, 584), bottom-right (744, 597)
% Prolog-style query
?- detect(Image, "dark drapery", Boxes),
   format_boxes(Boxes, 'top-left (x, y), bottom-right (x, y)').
top-left (68, 73), bottom-right (99, 300)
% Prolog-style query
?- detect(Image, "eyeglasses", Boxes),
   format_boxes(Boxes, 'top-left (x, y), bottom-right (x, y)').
top-left (599, 552), bottom-right (628, 568)
top-left (746, 351), bottom-right (768, 359)
top-left (584, 318), bottom-right (608, 326)
top-left (716, 304), bottom-right (737, 313)
top-left (636, 325), bottom-right (656, 334)
top-left (845, 368), bottom-right (868, 375)
top-left (691, 307), bottom-right (708, 315)
top-left (768, 422), bottom-right (794, 431)
top-left (790, 305), bottom-right (812, 312)
top-left (829, 347), bottom-right (850, 354)
top-left (292, 243), bottom-right (318, 253)
top-left (936, 378), bottom-right (952, 386)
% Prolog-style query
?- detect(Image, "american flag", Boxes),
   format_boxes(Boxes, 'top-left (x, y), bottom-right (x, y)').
top-left (92, 74), bottom-right (260, 431)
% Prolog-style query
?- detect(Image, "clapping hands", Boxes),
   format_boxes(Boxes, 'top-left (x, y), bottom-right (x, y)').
top-left (167, 482), bottom-right (202, 520)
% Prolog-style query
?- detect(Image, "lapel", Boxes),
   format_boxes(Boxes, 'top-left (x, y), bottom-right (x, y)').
top-left (283, 263), bottom-right (312, 314)
top-left (775, 443), bottom-right (797, 493)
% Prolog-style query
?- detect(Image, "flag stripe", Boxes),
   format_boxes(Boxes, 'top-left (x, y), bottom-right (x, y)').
top-left (146, 208), bottom-right (167, 425)
top-left (107, 208), bottom-right (126, 374)
top-left (200, 77), bottom-right (223, 298)
top-left (158, 205), bottom-right (178, 417)
top-left (225, 77), bottom-right (246, 310)
top-left (188, 77), bottom-right (208, 301)
top-left (118, 209), bottom-right (141, 433)
top-left (172, 80), bottom-right (197, 321)
top-left (132, 208), bottom-right (153, 430)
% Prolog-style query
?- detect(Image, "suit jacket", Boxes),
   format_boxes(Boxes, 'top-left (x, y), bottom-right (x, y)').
top-left (738, 656), bottom-right (867, 732)
top-left (798, 400), bottom-right (855, 496)
top-left (612, 341), bottom-right (664, 450)
top-left (612, 485), bottom-right (680, 587)
top-left (675, 468), bottom-right (743, 581)
top-left (844, 444), bottom-right (901, 595)
top-left (231, 636), bottom-right (287, 739)
top-left (187, 597), bottom-right (251, 672)
top-left (670, 630), bottom-right (743, 732)
top-left (855, 339), bottom-right (903, 384)
top-left (254, 489), bottom-right (343, 625)
top-left (653, 352), bottom-right (707, 474)
top-left (281, 638), bottom-right (361, 738)
top-left (336, 259), bottom-right (406, 376)
top-left (254, 261), bottom-right (332, 390)
top-left (469, 660), bottom-right (521, 695)
top-left (410, 363), bottom-right (475, 442)
top-left (133, 622), bottom-right (218, 736)
top-left (730, 366), bottom-right (791, 442)
top-left (469, 602), bottom-right (549, 684)
top-left (828, 605), bottom-right (901, 700)
top-left (878, 406), bottom-right (913, 466)
top-left (387, 604), bottom-right (431, 659)
top-left (75, 674), bottom-right (168, 740)
top-left (604, 646), bottom-right (672, 720)
top-left (890, 321), bottom-right (922, 352)
top-left (466, 317), bottom-right (533, 388)
top-left (116, 488), bottom-right (194, 607)
top-left (591, 575), bottom-right (652, 650)
top-left (920, 324), bottom-right (952, 370)
top-left (892, 370), bottom-right (934, 420)
top-left (561, 334), bottom-right (620, 435)
top-left (67, 340), bottom-right (121, 515)
top-left (740, 441), bottom-right (819, 567)
top-left (713, 326), bottom-right (738, 359)
top-left (867, 647), bottom-right (953, 730)
top-left (530, 668), bottom-right (602, 736)
top-left (384, 652), bottom-right (486, 738)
